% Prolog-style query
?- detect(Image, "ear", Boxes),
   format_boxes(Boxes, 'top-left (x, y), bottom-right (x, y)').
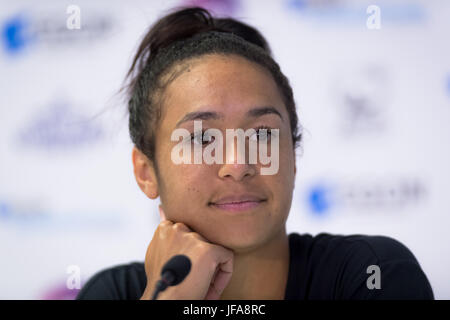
top-left (132, 147), bottom-right (159, 199)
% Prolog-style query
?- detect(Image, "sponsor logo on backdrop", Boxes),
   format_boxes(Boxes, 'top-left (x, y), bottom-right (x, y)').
top-left (333, 65), bottom-right (390, 137)
top-left (307, 182), bottom-right (335, 217)
top-left (2, 9), bottom-right (114, 55)
top-left (287, 0), bottom-right (425, 25)
top-left (1, 13), bottom-right (34, 54)
top-left (306, 177), bottom-right (427, 217)
top-left (0, 198), bottom-right (122, 231)
top-left (17, 97), bottom-right (103, 150)
top-left (447, 74), bottom-right (450, 96)
top-left (41, 282), bottom-right (80, 300)
top-left (180, 0), bottom-right (241, 17)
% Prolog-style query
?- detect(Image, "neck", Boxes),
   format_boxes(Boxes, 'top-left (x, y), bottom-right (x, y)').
top-left (219, 228), bottom-right (290, 300)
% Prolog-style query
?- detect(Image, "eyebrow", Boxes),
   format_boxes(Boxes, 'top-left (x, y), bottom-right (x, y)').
top-left (175, 106), bottom-right (283, 127)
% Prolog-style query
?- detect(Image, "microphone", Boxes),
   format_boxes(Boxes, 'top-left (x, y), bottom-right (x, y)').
top-left (151, 254), bottom-right (192, 300)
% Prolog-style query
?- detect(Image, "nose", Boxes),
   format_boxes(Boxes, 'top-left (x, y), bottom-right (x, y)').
top-left (218, 137), bottom-right (257, 181)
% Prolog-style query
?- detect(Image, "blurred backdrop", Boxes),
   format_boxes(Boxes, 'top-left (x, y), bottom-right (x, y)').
top-left (0, 0), bottom-right (449, 299)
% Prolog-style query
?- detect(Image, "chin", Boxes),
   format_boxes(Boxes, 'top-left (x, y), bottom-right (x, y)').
top-left (207, 226), bottom-right (273, 253)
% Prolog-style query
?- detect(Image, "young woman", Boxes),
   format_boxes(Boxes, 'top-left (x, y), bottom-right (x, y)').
top-left (77, 7), bottom-right (434, 300)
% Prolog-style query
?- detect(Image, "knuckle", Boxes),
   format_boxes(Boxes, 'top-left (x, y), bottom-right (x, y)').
top-left (187, 231), bottom-right (199, 239)
top-left (156, 222), bottom-right (173, 239)
top-left (187, 232), bottom-right (205, 243)
top-left (192, 231), bottom-right (207, 241)
top-left (158, 220), bottom-right (172, 228)
top-left (194, 241), bottom-right (211, 254)
top-left (173, 222), bottom-right (186, 231)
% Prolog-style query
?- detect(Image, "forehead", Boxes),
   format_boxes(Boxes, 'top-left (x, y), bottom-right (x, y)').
top-left (160, 54), bottom-right (286, 124)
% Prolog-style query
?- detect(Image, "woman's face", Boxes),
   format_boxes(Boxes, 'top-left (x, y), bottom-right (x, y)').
top-left (152, 54), bottom-right (296, 253)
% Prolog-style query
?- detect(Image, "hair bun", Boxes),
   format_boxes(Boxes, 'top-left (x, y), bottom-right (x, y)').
top-left (128, 7), bottom-right (271, 82)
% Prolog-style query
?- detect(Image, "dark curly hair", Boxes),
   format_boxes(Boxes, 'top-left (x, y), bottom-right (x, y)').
top-left (125, 7), bottom-right (302, 164)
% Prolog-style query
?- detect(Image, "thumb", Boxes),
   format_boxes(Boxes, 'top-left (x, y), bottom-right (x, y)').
top-left (158, 205), bottom-right (167, 222)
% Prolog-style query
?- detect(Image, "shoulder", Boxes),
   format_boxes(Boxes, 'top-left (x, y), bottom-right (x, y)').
top-left (291, 232), bottom-right (421, 265)
top-left (314, 233), bottom-right (418, 262)
top-left (76, 262), bottom-right (146, 300)
top-left (288, 233), bottom-right (434, 299)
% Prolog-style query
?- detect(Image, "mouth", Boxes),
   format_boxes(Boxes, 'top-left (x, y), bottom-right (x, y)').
top-left (211, 201), bottom-right (265, 212)
top-left (208, 194), bottom-right (267, 213)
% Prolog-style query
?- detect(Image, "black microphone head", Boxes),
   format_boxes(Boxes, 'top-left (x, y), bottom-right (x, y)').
top-left (161, 254), bottom-right (191, 286)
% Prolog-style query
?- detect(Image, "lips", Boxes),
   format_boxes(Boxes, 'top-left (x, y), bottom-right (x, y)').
top-left (212, 194), bottom-right (265, 205)
top-left (209, 193), bottom-right (266, 212)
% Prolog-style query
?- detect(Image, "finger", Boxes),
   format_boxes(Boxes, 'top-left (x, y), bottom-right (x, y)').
top-left (205, 282), bottom-right (220, 300)
top-left (173, 222), bottom-right (191, 233)
top-left (187, 231), bottom-right (210, 243)
top-left (211, 246), bottom-right (234, 271)
top-left (212, 254), bottom-right (233, 292)
top-left (205, 267), bottom-right (233, 300)
top-left (205, 247), bottom-right (234, 299)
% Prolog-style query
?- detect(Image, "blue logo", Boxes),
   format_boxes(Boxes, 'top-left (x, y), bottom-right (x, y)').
top-left (2, 10), bottom-right (115, 57)
top-left (17, 98), bottom-right (103, 150)
top-left (1, 14), bottom-right (34, 54)
top-left (305, 177), bottom-right (426, 218)
top-left (0, 200), bottom-right (47, 223)
top-left (307, 183), bottom-right (334, 216)
top-left (0, 199), bottom-right (122, 231)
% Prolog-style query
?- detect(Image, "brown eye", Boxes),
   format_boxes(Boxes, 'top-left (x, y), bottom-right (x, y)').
top-left (191, 131), bottom-right (214, 146)
top-left (250, 126), bottom-right (272, 142)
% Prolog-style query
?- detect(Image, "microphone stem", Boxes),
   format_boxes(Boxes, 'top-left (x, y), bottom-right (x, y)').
top-left (151, 279), bottom-right (167, 300)
top-left (151, 272), bottom-right (174, 300)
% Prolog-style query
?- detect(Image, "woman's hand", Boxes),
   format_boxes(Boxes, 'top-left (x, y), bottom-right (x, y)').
top-left (140, 206), bottom-right (234, 300)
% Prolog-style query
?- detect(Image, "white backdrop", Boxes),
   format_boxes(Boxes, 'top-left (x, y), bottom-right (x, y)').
top-left (0, 0), bottom-right (449, 299)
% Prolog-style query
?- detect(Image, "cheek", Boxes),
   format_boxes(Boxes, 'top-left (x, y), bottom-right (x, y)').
top-left (167, 167), bottom-right (200, 196)
top-left (161, 164), bottom-right (212, 216)
top-left (272, 143), bottom-right (296, 201)
top-left (275, 135), bottom-right (295, 172)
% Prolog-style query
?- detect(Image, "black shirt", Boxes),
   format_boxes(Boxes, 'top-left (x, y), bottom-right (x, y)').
top-left (76, 232), bottom-right (434, 300)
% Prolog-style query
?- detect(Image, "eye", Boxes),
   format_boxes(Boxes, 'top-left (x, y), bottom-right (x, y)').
top-left (190, 130), bottom-right (215, 146)
top-left (249, 126), bottom-right (273, 142)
